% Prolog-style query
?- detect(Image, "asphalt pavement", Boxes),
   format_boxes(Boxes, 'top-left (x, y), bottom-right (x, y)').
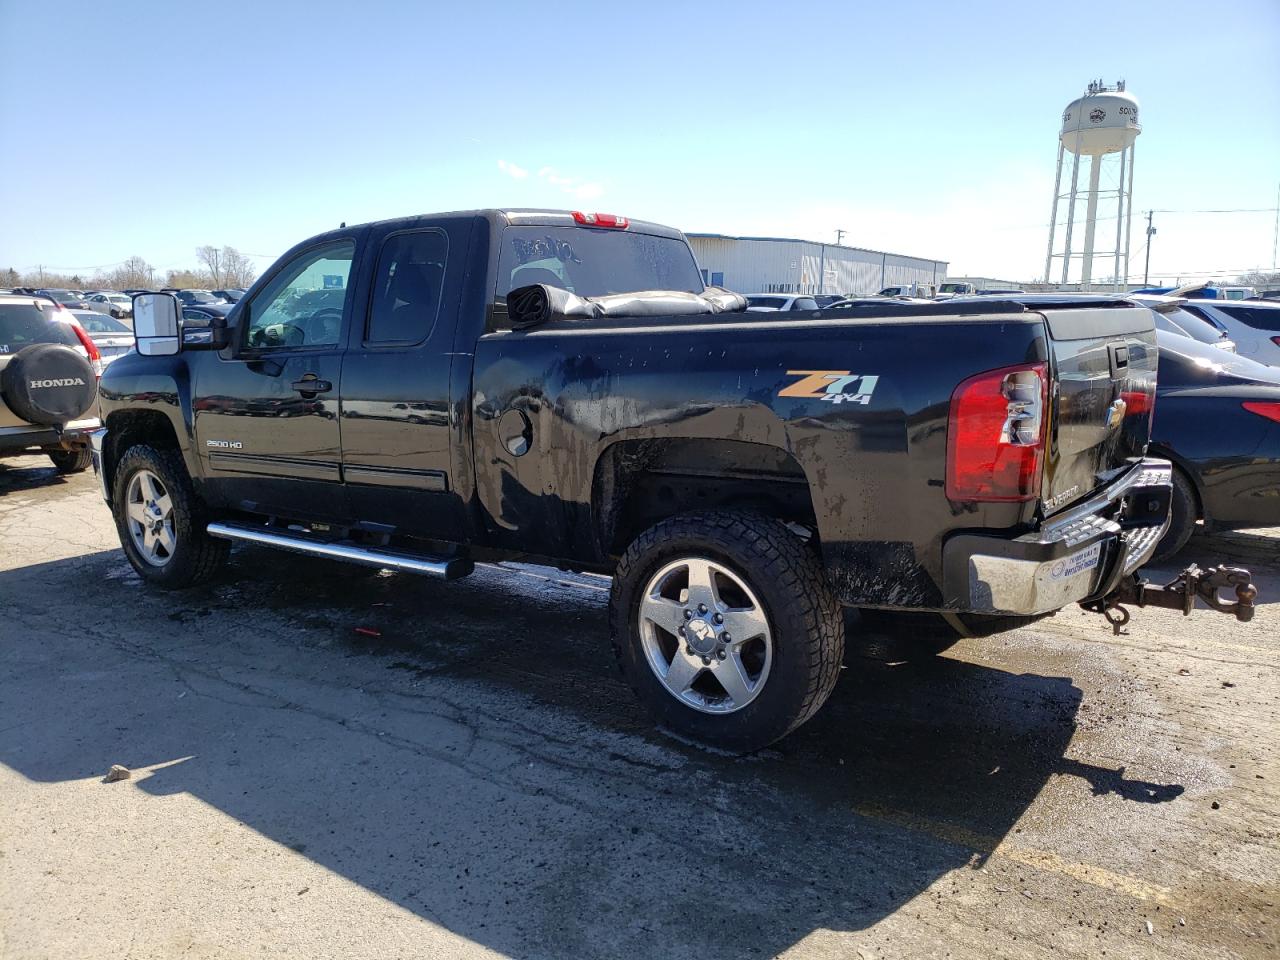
top-left (1, 455), bottom-right (1276, 959)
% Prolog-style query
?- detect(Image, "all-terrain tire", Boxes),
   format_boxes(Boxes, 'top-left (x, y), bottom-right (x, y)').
top-left (112, 444), bottom-right (229, 588)
top-left (48, 446), bottom-right (92, 474)
top-left (1152, 468), bottom-right (1198, 562)
top-left (610, 511), bottom-right (845, 753)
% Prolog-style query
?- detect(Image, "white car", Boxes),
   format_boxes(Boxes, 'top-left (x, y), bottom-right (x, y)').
top-left (1180, 299), bottom-right (1280, 367)
top-left (86, 292), bottom-right (134, 319)
top-left (744, 294), bottom-right (820, 312)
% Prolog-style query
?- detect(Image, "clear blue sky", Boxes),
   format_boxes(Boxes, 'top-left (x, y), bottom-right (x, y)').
top-left (2, 0), bottom-right (1277, 284)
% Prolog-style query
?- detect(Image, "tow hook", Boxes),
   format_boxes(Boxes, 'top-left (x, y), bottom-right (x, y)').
top-left (1083, 564), bottom-right (1257, 635)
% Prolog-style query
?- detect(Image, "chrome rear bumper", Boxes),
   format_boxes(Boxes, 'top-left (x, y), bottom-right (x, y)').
top-left (943, 458), bottom-right (1173, 616)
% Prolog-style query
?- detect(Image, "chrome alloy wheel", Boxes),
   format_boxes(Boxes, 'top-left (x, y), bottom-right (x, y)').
top-left (125, 469), bottom-right (176, 567)
top-left (638, 557), bottom-right (773, 714)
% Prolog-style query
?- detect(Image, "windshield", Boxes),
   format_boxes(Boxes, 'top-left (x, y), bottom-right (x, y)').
top-left (0, 303), bottom-right (82, 354)
top-left (496, 227), bottom-right (703, 303)
top-left (746, 297), bottom-right (788, 309)
top-left (939, 283), bottom-right (964, 293)
top-left (187, 290), bottom-right (220, 303)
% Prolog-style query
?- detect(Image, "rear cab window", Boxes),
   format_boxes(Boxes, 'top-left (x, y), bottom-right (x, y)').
top-left (492, 225), bottom-right (704, 329)
top-left (0, 302), bottom-right (81, 355)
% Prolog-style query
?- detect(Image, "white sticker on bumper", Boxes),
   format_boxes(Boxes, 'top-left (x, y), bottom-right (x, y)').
top-left (1050, 543), bottom-right (1102, 580)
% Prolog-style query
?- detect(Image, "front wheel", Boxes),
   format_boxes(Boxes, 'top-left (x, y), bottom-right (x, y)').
top-left (610, 511), bottom-right (845, 753)
top-left (112, 444), bottom-right (229, 588)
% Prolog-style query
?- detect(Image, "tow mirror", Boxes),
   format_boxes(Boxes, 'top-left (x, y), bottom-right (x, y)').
top-left (132, 293), bottom-right (181, 356)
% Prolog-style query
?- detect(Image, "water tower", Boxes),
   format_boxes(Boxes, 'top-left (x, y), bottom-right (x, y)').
top-left (1043, 80), bottom-right (1141, 290)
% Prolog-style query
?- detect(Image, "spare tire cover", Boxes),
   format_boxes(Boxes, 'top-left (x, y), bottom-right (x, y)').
top-left (0, 343), bottom-right (97, 425)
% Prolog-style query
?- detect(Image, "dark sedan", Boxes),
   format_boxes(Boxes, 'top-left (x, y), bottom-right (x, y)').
top-left (1149, 329), bottom-right (1280, 558)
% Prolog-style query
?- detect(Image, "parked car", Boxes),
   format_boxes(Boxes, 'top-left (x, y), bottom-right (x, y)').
top-left (36, 288), bottom-right (91, 310)
top-left (1148, 329), bottom-right (1280, 558)
top-left (1180, 299), bottom-right (1280, 367)
top-left (744, 294), bottom-right (820, 311)
top-left (975, 288), bottom-right (1027, 296)
top-left (86, 292), bottom-right (134, 319)
top-left (0, 294), bottom-right (102, 473)
top-left (68, 310), bottom-right (134, 365)
top-left (210, 288), bottom-right (246, 303)
top-left (123, 289), bottom-right (155, 297)
top-left (811, 295), bottom-right (844, 308)
top-left (162, 289), bottom-right (227, 306)
top-left (1130, 295), bottom-right (1235, 351)
top-left (93, 209), bottom-right (1251, 752)
top-left (179, 303), bottom-right (234, 325)
top-left (878, 283), bottom-right (935, 298)
top-left (936, 281), bottom-right (977, 298)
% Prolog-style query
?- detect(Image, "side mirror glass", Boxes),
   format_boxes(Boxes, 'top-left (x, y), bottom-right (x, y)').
top-left (132, 293), bottom-right (181, 356)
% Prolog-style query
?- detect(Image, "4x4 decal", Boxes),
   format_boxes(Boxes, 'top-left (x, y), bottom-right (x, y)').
top-left (778, 370), bottom-right (879, 405)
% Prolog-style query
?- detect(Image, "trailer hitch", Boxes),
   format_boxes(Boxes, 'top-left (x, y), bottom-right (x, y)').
top-left (1083, 564), bottom-right (1257, 635)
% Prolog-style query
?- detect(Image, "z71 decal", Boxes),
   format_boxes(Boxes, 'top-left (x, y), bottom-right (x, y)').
top-left (778, 370), bottom-right (880, 405)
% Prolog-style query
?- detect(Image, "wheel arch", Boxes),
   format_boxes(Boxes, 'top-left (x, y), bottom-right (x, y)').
top-left (102, 409), bottom-right (195, 506)
top-left (1147, 444), bottom-right (1207, 522)
top-left (591, 437), bottom-right (818, 558)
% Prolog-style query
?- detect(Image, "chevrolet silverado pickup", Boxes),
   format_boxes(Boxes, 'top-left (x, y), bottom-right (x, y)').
top-left (91, 209), bottom-right (1255, 751)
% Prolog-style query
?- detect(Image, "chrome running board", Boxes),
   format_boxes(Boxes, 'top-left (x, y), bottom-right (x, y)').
top-left (206, 521), bottom-right (473, 580)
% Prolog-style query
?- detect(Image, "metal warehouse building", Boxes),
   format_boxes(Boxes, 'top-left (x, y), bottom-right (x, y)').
top-left (687, 233), bottom-right (949, 297)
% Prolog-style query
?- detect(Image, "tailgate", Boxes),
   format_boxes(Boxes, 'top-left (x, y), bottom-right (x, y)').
top-left (1041, 305), bottom-right (1157, 513)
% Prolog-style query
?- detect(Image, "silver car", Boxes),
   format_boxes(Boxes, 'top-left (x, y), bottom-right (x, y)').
top-left (69, 310), bottom-right (134, 366)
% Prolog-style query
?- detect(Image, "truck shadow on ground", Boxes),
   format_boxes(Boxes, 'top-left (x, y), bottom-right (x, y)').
top-left (3, 547), bottom-right (1188, 959)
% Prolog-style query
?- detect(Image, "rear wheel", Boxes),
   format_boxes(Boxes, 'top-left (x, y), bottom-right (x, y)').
top-left (48, 446), bottom-right (92, 474)
top-left (1152, 469), bottom-right (1198, 562)
top-left (112, 444), bottom-right (228, 588)
top-left (610, 511), bottom-right (844, 753)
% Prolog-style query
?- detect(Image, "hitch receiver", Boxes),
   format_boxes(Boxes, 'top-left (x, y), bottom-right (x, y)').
top-left (1083, 564), bottom-right (1257, 635)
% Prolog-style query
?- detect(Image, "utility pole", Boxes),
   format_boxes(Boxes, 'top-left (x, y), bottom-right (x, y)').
top-left (835, 229), bottom-right (846, 246)
top-left (1142, 211), bottom-right (1155, 285)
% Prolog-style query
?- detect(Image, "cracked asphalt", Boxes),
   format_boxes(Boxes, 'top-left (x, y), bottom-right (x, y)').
top-left (1, 454), bottom-right (1277, 959)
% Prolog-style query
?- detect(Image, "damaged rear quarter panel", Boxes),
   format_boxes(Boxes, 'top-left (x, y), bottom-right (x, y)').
top-left (472, 312), bottom-right (1048, 608)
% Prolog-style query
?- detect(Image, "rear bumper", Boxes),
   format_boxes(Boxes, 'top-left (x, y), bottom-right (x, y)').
top-left (0, 418), bottom-right (101, 456)
top-left (943, 458), bottom-right (1173, 616)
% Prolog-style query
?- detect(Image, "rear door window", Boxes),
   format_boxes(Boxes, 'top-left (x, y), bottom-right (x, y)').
top-left (366, 229), bottom-right (449, 345)
top-left (1215, 305), bottom-right (1280, 331)
top-left (0, 303), bottom-right (81, 354)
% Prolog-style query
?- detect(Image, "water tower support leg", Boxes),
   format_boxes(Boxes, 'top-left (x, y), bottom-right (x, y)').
top-left (1080, 154), bottom-right (1103, 289)
top-left (1061, 150), bottom-right (1082, 285)
top-left (1113, 148), bottom-right (1127, 291)
top-left (1045, 143), bottom-right (1065, 283)
top-left (1123, 143), bottom-right (1136, 289)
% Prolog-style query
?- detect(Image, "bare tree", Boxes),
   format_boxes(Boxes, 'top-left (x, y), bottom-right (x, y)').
top-left (197, 245), bottom-right (224, 288)
top-left (165, 269), bottom-right (213, 289)
top-left (111, 256), bottom-right (157, 290)
top-left (1235, 269), bottom-right (1280, 289)
top-left (221, 246), bottom-right (257, 288)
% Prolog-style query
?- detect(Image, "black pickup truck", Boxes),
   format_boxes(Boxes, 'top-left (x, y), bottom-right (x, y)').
top-left (91, 209), bottom-right (1255, 750)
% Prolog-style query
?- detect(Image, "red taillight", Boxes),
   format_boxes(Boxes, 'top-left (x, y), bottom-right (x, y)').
top-left (1243, 401), bottom-right (1280, 423)
top-left (946, 363), bottom-right (1048, 502)
top-left (572, 211), bottom-right (629, 229)
top-left (69, 323), bottom-right (104, 378)
top-left (1271, 336), bottom-right (1280, 348)
top-left (1120, 388), bottom-right (1153, 416)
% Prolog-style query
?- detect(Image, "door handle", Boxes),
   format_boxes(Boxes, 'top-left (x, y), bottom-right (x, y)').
top-left (291, 377), bottom-right (332, 395)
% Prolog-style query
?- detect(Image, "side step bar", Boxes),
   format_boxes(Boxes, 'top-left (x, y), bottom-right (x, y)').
top-left (206, 522), bottom-right (474, 580)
